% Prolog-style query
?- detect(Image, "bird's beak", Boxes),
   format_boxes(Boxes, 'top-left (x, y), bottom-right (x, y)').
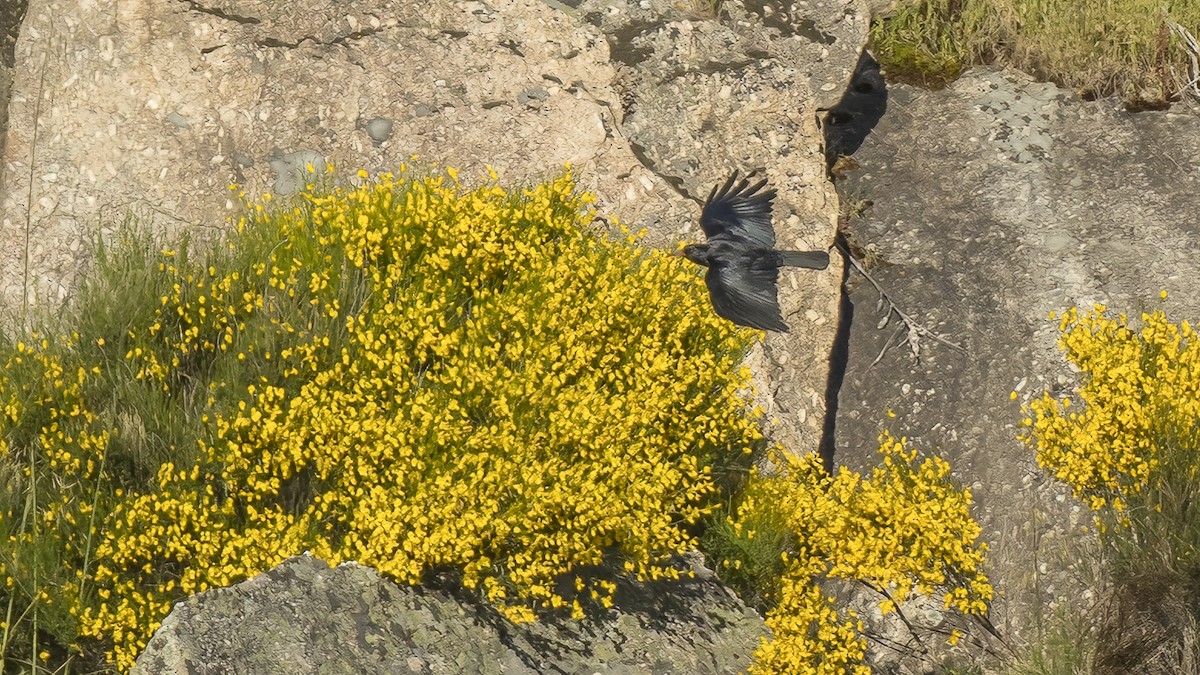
top-left (670, 249), bottom-right (684, 257)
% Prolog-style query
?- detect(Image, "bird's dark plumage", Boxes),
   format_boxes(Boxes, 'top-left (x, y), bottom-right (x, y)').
top-left (679, 172), bottom-right (829, 332)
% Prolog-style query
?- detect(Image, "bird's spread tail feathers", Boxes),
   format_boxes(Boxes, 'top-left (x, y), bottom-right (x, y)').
top-left (777, 250), bottom-right (830, 270)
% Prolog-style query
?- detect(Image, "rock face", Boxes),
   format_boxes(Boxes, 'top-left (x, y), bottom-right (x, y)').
top-left (576, 0), bottom-right (869, 454)
top-left (1, 0), bottom-right (622, 305)
top-left (132, 554), bottom-right (768, 674)
top-left (835, 66), bottom-right (1200, 657)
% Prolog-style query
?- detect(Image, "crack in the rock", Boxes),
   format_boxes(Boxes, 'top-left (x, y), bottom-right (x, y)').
top-left (818, 233), bottom-right (854, 475)
top-left (499, 38), bottom-right (525, 57)
top-left (177, 0), bottom-right (398, 55)
top-left (255, 36), bottom-right (299, 49)
top-left (329, 27), bottom-right (387, 47)
top-left (627, 140), bottom-right (699, 204)
top-left (567, 81), bottom-right (628, 146)
top-left (253, 26), bottom-right (387, 51)
top-left (659, 58), bottom-right (757, 84)
top-left (178, 0), bottom-right (261, 25)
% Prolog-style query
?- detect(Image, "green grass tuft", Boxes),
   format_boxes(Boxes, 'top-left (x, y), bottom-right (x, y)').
top-left (871, 0), bottom-right (1200, 107)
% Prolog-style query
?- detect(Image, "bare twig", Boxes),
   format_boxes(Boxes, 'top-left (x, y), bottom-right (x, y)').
top-left (835, 237), bottom-right (966, 364)
top-left (971, 611), bottom-right (1012, 653)
top-left (860, 628), bottom-right (928, 656)
top-left (857, 578), bottom-right (1011, 662)
top-left (858, 580), bottom-right (931, 656)
top-left (871, 324), bottom-right (906, 367)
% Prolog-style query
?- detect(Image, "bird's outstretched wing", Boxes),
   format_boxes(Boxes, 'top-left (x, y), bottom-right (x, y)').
top-left (699, 171), bottom-right (777, 248)
top-left (705, 260), bottom-right (788, 332)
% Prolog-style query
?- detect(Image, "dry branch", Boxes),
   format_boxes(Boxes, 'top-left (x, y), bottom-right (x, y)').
top-left (835, 236), bottom-right (966, 365)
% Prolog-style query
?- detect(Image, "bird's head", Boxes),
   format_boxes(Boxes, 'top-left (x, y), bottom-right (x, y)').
top-left (671, 243), bottom-right (711, 267)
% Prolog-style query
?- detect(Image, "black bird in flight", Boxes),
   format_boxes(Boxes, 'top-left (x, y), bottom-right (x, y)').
top-left (673, 172), bottom-right (829, 332)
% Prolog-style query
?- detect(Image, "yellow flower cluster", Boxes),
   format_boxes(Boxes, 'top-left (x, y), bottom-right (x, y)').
top-left (0, 334), bottom-right (114, 664)
top-left (0, 337), bottom-right (110, 482)
top-left (1022, 304), bottom-right (1200, 511)
top-left (751, 556), bottom-right (869, 675)
top-left (54, 168), bottom-right (762, 670)
top-left (729, 435), bottom-right (992, 673)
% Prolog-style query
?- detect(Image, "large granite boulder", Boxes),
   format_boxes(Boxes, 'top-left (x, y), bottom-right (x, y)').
top-left (835, 65), bottom-right (1200, 657)
top-left (132, 554), bottom-right (768, 674)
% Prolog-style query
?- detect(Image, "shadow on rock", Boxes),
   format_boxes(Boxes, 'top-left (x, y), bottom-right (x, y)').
top-left (0, 0), bottom-right (25, 69)
top-left (816, 50), bottom-right (887, 474)
top-left (432, 558), bottom-right (765, 673)
top-left (818, 234), bottom-right (855, 474)
top-left (823, 50), bottom-right (888, 171)
top-left (0, 0), bottom-right (29, 201)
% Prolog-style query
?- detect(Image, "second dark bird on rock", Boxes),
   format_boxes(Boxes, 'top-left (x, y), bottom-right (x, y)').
top-left (674, 172), bottom-right (829, 332)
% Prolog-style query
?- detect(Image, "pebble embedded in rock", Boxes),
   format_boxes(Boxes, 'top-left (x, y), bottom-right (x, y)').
top-left (366, 117), bottom-right (394, 142)
top-left (269, 150), bottom-right (327, 195)
top-left (518, 87), bottom-right (549, 109)
top-left (413, 104), bottom-right (434, 117)
top-left (165, 112), bottom-right (190, 129)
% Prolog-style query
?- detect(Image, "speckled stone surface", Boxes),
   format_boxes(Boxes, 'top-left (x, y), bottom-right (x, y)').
top-left (573, 0), bottom-right (872, 454)
top-left (835, 66), bottom-right (1200, 665)
top-left (132, 554), bottom-right (768, 674)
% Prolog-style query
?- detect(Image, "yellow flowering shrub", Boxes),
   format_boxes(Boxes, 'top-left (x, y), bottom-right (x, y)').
top-left (0, 167), bottom-right (765, 671)
top-left (1, 166), bottom-right (996, 674)
top-left (1023, 304), bottom-right (1200, 510)
top-left (1022, 302), bottom-right (1200, 567)
top-left (721, 435), bottom-right (992, 673)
